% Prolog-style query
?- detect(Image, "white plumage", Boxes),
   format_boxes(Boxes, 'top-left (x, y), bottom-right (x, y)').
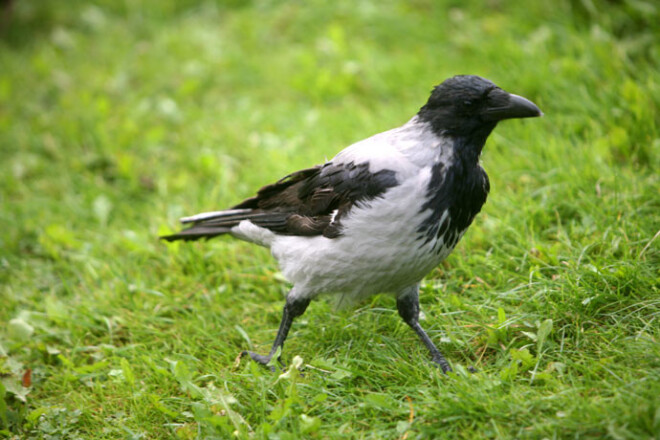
top-left (233, 116), bottom-right (454, 305)
top-left (162, 75), bottom-right (542, 372)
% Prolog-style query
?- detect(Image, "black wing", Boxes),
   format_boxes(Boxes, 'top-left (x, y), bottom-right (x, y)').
top-left (161, 161), bottom-right (398, 241)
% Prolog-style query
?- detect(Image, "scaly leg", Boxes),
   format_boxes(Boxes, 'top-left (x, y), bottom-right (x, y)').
top-left (396, 284), bottom-right (453, 373)
top-left (242, 292), bottom-right (311, 368)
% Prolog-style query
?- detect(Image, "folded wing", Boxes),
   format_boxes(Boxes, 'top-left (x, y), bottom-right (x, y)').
top-left (161, 161), bottom-right (399, 242)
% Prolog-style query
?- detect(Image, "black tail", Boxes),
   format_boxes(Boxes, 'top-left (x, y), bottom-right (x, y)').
top-left (160, 225), bottom-right (233, 242)
top-left (160, 208), bottom-right (253, 242)
top-left (160, 208), bottom-right (290, 242)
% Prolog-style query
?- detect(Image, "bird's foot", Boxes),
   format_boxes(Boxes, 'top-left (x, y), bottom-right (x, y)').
top-left (431, 355), bottom-right (453, 374)
top-left (241, 350), bottom-right (282, 371)
top-left (431, 356), bottom-right (479, 374)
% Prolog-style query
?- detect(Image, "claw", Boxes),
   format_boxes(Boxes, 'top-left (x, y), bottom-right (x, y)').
top-left (432, 356), bottom-right (453, 374)
top-left (238, 296), bottom-right (310, 372)
top-left (241, 350), bottom-right (282, 371)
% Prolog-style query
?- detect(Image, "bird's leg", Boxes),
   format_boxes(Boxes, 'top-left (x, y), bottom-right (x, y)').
top-left (242, 293), bottom-right (311, 369)
top-left (396, 284), bottom-right (453, 373)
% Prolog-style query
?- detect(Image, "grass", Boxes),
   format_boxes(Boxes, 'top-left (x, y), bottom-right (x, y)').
top-left (1, 0), bottom-right (659, 438)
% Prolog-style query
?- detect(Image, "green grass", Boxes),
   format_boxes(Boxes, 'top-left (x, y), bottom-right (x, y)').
top-left (1, 0), bottom-right (659, 438)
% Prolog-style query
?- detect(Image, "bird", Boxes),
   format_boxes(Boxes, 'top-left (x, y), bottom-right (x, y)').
top-left (161, 75), bottom-right (542, 373)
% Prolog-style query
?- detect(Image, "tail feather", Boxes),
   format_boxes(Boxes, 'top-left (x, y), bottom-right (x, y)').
top-left (180, 209), bottom-right (252, 224)
top-left (160, 226), bottom-right (233, 242)
top-left (160, 208), bottom-right (290, 242)
top-left (161, 208), bottom-right (250, 242)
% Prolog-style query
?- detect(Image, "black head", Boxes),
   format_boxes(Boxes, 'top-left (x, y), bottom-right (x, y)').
top-left (418, 75), bottom-right (542, 142)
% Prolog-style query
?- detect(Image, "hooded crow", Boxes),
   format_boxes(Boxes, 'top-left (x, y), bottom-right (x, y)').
top-left (162, 75), bottom-right (542, 373)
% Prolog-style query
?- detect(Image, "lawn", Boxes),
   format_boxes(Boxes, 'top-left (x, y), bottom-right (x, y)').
top-left (1, 0), bottom-right (659, 438)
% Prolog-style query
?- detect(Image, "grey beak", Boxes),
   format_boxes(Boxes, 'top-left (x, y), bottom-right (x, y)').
top-left (483, 93), bottom-right (543, 122)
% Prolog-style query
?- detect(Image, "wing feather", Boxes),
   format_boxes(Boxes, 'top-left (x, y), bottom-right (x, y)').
top-left (161, 162), bottom-right (398, 242)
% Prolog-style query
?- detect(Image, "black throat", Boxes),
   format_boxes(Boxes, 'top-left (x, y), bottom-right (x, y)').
top-left (418, 106), bottom-right (498, 163)
top-left (416, 133), bottom-right (491, 247)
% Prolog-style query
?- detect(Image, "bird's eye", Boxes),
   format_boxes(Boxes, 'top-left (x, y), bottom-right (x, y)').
top-left (483, 86), bottom-right (496, 98)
